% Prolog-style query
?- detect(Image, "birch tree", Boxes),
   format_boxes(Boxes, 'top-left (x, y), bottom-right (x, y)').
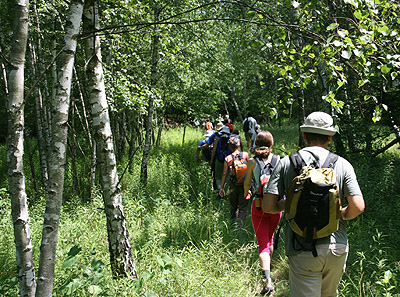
top-left (7, 1), bottom-right (36, 296)
top-left (83, 0), bottom-right (137, 278)
top-left (35, 1), bottom-right (84, 296)
top-left (140, 4), bottom-right (160, 186)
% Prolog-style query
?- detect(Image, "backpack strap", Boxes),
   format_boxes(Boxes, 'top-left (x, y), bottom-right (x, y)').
top-left (254, 156), bottom-right (265, 170)
top-left (321, 152), bottom-right (339, 169)
top-left (270, 154), bottom-right (278, 168)
top-left (289, 151), bottom-right (306, 174)
top-left (238, 151), bottom-right (243, 160)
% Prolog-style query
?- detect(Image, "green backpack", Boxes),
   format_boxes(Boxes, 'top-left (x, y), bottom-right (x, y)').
top-left (285, 151), bottom-right (341, 257)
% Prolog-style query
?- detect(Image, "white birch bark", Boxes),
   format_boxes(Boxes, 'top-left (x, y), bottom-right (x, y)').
top-left (7, 0), bottom-right (36, 296)
top-left (83, 0), bottom-right (137, 278)
top-left (35, 1), bottom-right (84, 296)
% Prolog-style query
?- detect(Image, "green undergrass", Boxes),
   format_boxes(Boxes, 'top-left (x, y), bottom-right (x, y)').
top-left (0, 124), bottom-right (399, 296)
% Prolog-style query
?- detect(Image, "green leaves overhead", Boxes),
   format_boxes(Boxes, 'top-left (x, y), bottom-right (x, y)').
top-left (10, 0), bottom-right (399, 127)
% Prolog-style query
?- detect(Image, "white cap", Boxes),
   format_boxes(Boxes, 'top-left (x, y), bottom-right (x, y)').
top-left (300, 112), bottom-right (337, 136)
top-left (220, 126), bottom-right (231, 135)
top-left (216, 122), bottom-right (224, 131)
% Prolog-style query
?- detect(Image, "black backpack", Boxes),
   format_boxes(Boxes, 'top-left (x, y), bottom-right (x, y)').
top-left (285, 151), bottom-right (341, 257)
top-left (243, 118), bottom-right (250, 132)
top-left (202, 143), bottom-right (213, 161)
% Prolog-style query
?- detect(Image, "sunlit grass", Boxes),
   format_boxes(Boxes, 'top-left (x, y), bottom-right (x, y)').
top-left (0, 125), bottom-right (399, 296)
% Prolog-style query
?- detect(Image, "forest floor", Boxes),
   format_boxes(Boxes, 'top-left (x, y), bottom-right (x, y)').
top-left (1, 125), bottom-right (399, 296)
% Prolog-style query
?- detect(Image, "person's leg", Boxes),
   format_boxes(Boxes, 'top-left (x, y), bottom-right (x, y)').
top-left (265, 213), bottom-right (282, 251)
top-left (229, 186), bottom-right (239, 220)
top-left (252, 203), bottom-right (274, 293)
top-left (236, 186), bottom-right (248, 226)
top-left (288, 251), bottom-right (326, 297)
top-left (245, 132), bottom-right (251, 150)
top-left (320, 248), bottom-right (348, 297)
top-left (214, 160), bottom-right (225, 190)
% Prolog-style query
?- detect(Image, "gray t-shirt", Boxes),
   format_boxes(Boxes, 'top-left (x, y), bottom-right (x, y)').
top-left (265, 146), bottom-right (363, 255)
top-left (243, 117), bottom-right (257, 134)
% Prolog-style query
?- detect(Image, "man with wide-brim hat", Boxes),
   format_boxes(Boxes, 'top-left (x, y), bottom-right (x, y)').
top-left (262, 111), bottom-right (365, 297)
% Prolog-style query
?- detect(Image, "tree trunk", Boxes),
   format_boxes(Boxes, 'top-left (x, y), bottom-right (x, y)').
top-left (7, 1), bottom-right (37, 296)
top-left (24, 133), bottom-right (38, 194)
top-left (83, 0), bottom-right (137, 278)
top-left (36, 1), bottom-right (84, 296)
top-left (141, 5), bottom-right (160, 185)
top-left (72, 67), bottom-right (95, 201)
top-left (297, 91), bottom-right (306, 148)
top-left (231, 78), bottom-right (243, 123)
top-left (28, 37), bottom-right (49, 190)
top-left (69, 99), bottom-right (79, 194)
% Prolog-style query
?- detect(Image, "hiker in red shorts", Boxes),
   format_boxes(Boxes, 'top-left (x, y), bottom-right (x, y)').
top-left (244, 131), bottom-right (281, 295)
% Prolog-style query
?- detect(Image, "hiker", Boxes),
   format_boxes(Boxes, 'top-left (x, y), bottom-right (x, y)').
top-left (262, 111), bottom-right (365, 297)
top-left (250, 124), bottom-right (262, 153)
top-left (224, 118), bottom-right (233, 132)
top-left (201, 122), bottom-right (224, 190)
top-left (243, 112), bottom-right (257, 151)
top-left (225, 114), bottom-right (233, 124)
top-left (205, 118), bottom-right (213, 131)
top-left (243, 131), bottom-right (281, 294)
top-left (196, 129), bottom-right (214, 163)
top-left (210, 125), bottom-right (232, 190)
top-left (219, 136), bottom-right (249, 227)
top-left (232, 129), bottom-right (244, 151)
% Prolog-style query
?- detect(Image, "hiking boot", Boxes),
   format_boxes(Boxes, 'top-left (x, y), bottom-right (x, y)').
top-left (260, 278), bottom-right (273, 295)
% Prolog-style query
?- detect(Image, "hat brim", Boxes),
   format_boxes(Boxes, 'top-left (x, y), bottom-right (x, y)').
top-left (300, 125), bottom-right (337, 136)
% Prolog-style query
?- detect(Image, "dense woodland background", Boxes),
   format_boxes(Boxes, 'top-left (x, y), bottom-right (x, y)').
top-left (1, 0), bottom-right (400, 296)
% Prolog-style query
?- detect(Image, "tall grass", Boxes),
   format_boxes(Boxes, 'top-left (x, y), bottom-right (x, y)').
top-left (0, 125), bottom-right (399, 296)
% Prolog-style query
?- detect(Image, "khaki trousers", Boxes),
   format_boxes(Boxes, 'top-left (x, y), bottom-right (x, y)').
top-left (288, 245), bottom-right (348, 297)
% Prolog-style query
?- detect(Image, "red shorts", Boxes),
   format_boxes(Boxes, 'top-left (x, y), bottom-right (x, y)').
top-left (251, 199), bottom-right (282, 254)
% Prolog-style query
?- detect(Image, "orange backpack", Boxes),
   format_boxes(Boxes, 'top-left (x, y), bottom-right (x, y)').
top-left (231, 152), bottom-right (248, 185)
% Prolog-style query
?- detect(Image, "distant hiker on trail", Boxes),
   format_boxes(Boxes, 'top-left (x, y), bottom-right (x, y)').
top-left (263, 111), bottom-right (365, 297)
top-left (196, 129), bottom-right (214, 163)
top-left (219, 136), bottom-right (249, 227)
top-left (224, 118), bottom-right (233, 132)
top-left (201, 122), bottom-right (224, 190)
top-left (205, 118), bottom-right (213, 131)
top-left (243, 131), bottom-right (281, 295)
top-left (243, 113), bottom-right (257, 151)
top-left (210, 125), bottom-right (232, 190)
top-left (225, 114), bottom-right (233, 124)
top-left (250, 124), bottom-right (262, 153)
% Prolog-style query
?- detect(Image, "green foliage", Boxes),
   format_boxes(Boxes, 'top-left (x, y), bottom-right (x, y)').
top-left (3, 127), bottom-right (400, 296)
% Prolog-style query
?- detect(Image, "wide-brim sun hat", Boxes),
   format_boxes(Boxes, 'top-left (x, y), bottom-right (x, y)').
top-left (220, 125), bottom-right (231, 134)
top-left (216, 122), bottom-right (224, 131)
top-left (300, 111), bottom-right (337, 136)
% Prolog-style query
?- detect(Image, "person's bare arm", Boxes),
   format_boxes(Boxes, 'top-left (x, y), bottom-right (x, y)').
top-left (341, 195), bottom-right (365, 220)
top-left (219, 161), bottom-right (229, 197)
top-left (262, 193), bottom-right (285, 214)
top-left (201, 143), bottom-right (209, 149)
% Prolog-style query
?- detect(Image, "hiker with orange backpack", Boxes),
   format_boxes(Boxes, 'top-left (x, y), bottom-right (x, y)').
top-left (219, 136), bottom-right (249, 227)
top-left (244, 131), bottom-right (281, 294)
